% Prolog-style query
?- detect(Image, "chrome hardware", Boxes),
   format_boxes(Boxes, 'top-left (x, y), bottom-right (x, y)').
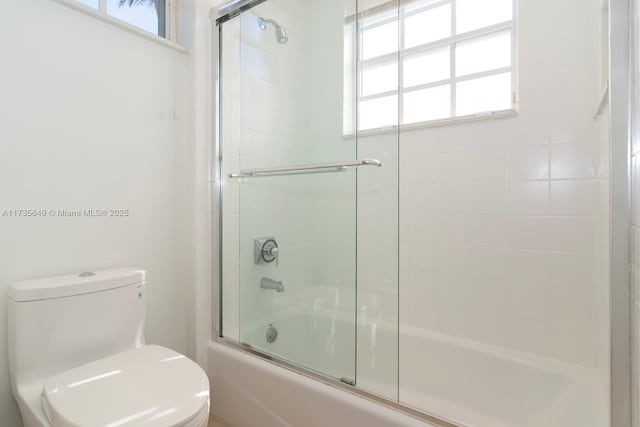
top-left (255, 237), bottom-right (279, 265)
top-left (260, 277), bottom-right (284, 292)
top-left (218, 0), bottom-right (255, 16)
top-left (266, 324), bottom-right (278, 343)
top-left (340, 377), bottom-right (355, 386)
top-left (229, 159), bottom-right (382, 178)
top-left (257, 17), bottom-right (288, 44)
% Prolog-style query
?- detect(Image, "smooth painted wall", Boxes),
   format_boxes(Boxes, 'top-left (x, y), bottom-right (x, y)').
top-left (0, 1), bottom-right (193, 424)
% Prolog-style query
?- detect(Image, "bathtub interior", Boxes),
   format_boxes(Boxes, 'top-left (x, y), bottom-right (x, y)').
top-left (398, 328), bottom-right (606, 427)
top-left (242, 310), bottom-right (606, 427)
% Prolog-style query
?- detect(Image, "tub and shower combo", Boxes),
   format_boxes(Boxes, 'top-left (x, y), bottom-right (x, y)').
top-left (209, 0), bottom-right (626, 426)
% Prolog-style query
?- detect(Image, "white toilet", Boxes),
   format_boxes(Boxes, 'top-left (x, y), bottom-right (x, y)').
top-left (8, 268), bottom-right (210, 427)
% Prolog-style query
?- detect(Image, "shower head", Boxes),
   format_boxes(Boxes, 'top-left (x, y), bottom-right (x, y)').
top-left (257, 17), bottom-right (288, 44)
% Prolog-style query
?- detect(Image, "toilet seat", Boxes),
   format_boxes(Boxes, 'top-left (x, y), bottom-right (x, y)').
top-left (41, 345), bottom-right (209, 427)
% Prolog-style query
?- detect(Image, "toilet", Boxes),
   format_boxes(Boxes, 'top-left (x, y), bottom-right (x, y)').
top-left (8, 268), bottom-right (210, 427)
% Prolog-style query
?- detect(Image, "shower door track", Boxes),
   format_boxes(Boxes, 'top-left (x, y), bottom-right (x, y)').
top-left (212, 337), bottom-right (464, 427)
top-left (216, 0), bottom-right (268, 24)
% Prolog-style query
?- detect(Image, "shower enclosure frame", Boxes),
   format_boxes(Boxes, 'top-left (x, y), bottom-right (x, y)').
top-left (609, 0), bottom-right (632, 426)
top-left (209, 0), bottom-right (633, 426)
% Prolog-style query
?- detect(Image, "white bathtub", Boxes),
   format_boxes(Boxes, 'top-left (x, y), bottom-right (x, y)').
top-left (207, 312), bottom-right (607, 427)
top-left (397, 326), bottom-right (607, 427)
top-left (207, 342), bottom-right (436, 427)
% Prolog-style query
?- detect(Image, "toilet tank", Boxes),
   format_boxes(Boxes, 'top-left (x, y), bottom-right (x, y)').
top-left (8, 268), bottom-right (146, 393)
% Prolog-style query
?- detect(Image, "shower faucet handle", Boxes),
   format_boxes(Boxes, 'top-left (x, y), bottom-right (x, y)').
top-left (266, 244), bottom-right (279, 266)
top-left (267, 246), bottom-right (278, 265)
top-left (266, 246), bottom-right (278, 257)
top-left (255, 237), bottom-right (279, 265)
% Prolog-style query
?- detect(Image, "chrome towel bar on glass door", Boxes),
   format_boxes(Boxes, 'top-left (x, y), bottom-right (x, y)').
top-left (228, 159), bottom-right (382, 178)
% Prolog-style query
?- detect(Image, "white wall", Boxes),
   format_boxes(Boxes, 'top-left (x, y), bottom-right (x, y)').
top-left (0, 1), bottom-right (193, 424)
top-left (187, 0), bottom-right (218, 367)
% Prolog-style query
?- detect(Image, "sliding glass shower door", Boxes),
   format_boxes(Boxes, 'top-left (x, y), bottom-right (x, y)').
top-left (219, 0), bottom-right (370, 384)
top-left (218, 0), bottom-right (615, 425)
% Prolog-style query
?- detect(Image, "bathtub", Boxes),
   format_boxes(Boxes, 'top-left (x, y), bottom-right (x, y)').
top-left (207, 342), bottom-right (439, 427)
top-left (397, 326), bottom-right (607, 427)
top-left (207, 311), bottom-right (607, 427)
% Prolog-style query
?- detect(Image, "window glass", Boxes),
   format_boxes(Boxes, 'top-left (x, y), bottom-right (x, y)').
top-left (404, 46), bottom-right (450, 88)
top-left (363, 7), bottom-right (398, 27)
top-left (355, 0), bottom-right (515, 131)
top-left (363, 61), bottom-right (399, 96)
top-left (360, 95), bottom-right (399, 130)
top-left (403, 85), bottom-right (451, 123)
top-left (404, 0), bottom-right (445, 13)
top-left (107, 0), bottom-right (165, 37)
top-left (456, 72), bottom-right (512, 116)
top-left (456, 30), bottom-right (511, 77)
top-left (404, 4), bottom-right (451, 49)
top-left (456, 0), bottom-right (512, 34)
top-left (362, 21), bottom-right (398, 60)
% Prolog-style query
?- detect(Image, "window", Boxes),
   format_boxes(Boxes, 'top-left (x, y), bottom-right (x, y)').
top-left (355, 0), bottom-right (516, 132)
top-left (72, 0), bottom-right (171, 39)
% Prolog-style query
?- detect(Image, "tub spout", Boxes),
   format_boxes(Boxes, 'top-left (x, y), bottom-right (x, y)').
top-left (260, 277), bottom-right (284, 292)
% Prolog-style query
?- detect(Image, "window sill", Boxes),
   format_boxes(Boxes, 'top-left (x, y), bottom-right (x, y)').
top-left (345, 109), bottom-right (518, 138)
top-left (52, 0), bottom-right (190, 55)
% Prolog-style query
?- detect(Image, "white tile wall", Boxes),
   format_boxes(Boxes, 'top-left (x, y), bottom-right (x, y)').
top-left (508, 181), bottom-right (549, 215)
top-left (391, 0), bottom-right (605, 369)
top-left (508, 146), bottom-right (549, 180)
top-left (550, 180), bottom-right (596, 216)
top-left (551, 143), bottom-right (595, 179)
top-left (471, 150), bottom-right (507, 182)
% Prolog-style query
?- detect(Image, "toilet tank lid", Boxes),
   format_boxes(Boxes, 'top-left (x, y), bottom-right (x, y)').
top-left (9, 268), bottom-right (146, 302)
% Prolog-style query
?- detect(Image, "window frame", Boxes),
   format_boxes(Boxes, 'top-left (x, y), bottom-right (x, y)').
top-left (356, 0), bottom-right (518, 134)
top-left (53, 0), bottom-right (181, 47)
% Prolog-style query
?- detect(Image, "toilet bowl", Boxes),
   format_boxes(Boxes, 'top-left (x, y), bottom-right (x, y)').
top-left (8, 268), bottom-right (210, 427)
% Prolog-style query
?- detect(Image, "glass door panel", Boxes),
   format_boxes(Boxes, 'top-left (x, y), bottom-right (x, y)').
top-left (220, 0), bottom-right (359, 383)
